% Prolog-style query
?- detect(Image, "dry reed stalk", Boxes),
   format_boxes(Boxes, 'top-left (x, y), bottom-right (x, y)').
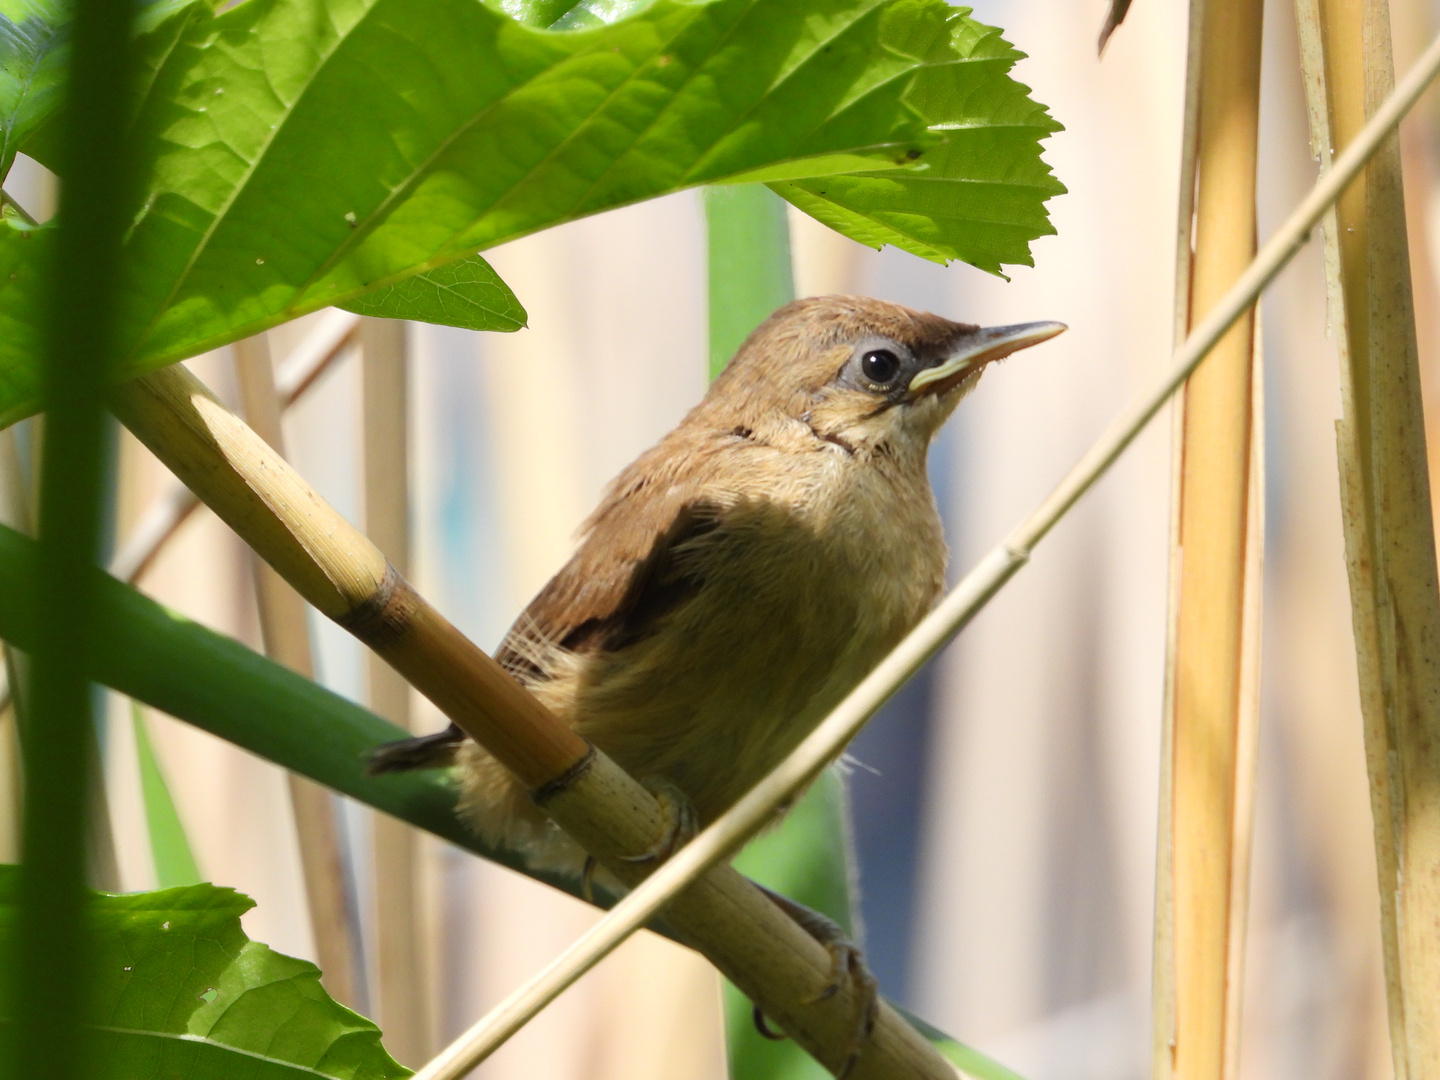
top-left (1294, 1), bottom-right (1440, 1074)
top-left (1222, 334), bottom-right (1263, 1080)
top-left (108, 363), bottom-right (953, 1080)
top-left (413, 39), bottom-right (1440, 1073)
top-left (360, 317), bottom-right (435, 1066)
top-left (1152, 0), bottom-right (1206, 1064)
top-left (233, 334), bottom-right (362, 1010)
top-left (1157, 0), bottom-right (1265, 1076)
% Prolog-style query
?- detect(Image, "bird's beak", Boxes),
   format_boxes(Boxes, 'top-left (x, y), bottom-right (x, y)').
top-left (908, 321), bottom-right (1068, 396)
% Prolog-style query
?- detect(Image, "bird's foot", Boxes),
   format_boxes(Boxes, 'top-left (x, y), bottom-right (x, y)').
top-left (581, 777), bottom-right (697, 902)
top-left (618, 776), bottom-right (699, 866)
top-left (753, 885), bottom-right (879, 1079)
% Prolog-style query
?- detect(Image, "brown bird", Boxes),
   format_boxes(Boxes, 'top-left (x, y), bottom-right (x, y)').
top-left (372, 294), bottom-right (1062, 997)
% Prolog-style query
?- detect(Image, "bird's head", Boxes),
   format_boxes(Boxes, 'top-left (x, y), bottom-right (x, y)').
top-left (697, 296), bottom-right (1065, 458)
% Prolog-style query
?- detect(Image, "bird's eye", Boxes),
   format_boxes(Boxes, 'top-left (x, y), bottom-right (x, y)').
top-left (860, 349), bottom-right (901, 386)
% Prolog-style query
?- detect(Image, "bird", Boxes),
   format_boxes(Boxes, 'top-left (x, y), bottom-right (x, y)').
top-left (370, 294), bottom-right (1062, 1044)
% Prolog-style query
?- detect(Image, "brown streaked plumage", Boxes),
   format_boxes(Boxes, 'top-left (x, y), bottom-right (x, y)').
top-left (372, 295), bottom-right (1064, 877)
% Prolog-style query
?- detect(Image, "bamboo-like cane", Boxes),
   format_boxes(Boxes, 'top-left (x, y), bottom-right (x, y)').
top-left (108, 366), bottom-right (952, 1080)
top-left (1156, 0), bottom-right (1265, 1077)
top-left (361, 317), bottom-right (435, 1067)
top-left (233, 334), bottom-right (362, 1010)
top-left (406, 35), bottom-right (1440, 1075)
top-left (1294, 3), bottom-right (1440, 1075)
top-left (1153, 0), bottom-right (1206, 1063)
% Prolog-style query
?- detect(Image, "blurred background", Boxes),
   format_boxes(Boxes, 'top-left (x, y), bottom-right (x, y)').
top-left (5, 0), bottom-right (1440, 1076)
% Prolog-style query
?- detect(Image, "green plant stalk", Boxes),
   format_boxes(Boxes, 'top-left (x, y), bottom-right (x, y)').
top-left (705, 185), bottom-right (796, 380)
top-left (131, 702), bottom-right (200, 889)
top-left (7, 0), bottom-right (138, 1071)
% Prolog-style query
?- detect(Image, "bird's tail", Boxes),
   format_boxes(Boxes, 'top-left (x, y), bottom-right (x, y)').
top-left (366, 724), bottom-right (465, 774)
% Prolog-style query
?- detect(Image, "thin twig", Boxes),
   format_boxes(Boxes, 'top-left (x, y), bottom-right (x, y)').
top-left (276, 310), bottom-right (361, 404)
top-left (410, 31), bottom-right (1440, 1078)
top-left (0, 188), bottom-right (38, 227)
top-left (110, 312), bottom-right (358, 586)
top-left (108, 483), bottom-right (202, 584)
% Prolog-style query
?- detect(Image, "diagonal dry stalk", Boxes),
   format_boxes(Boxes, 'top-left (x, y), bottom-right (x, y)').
top-left (360, 316), bottom-right (437, 1067)
top-left (108, 366), bottom-right (951, 1080)
top-left (234, 333), bottom-right (363, 1009)
top-left (406, 32), bottom-right (1440, 1076)
top-left (1156, 0), bottom-right (1266, 1077)
top-left (1295, 0), bottom-right (1440, 1073)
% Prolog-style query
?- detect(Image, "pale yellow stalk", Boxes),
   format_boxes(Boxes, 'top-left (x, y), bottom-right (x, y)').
top-left (361, 317), bottom-right (436, 1067)
top-left (1157, 0), bottom-right (1266, 1076)
top-left (233, 334), bottom-right (363, 1010)
top-left (1294, 1), bottom-right (1440, 1074)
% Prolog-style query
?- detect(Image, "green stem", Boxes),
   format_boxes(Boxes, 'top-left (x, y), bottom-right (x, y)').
top-left (8, 0), bottom-right (138, 1072)
top-left (704, 185), bottom-right (794, 380)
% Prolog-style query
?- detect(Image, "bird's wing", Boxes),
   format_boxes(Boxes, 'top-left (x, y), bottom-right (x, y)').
top-left (368, 491), bottom-right (718, 772)
top-left (496, 488), bottom-right (720, 681)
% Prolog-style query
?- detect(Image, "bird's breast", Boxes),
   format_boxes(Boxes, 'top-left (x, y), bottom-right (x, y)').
top-left (561, 454), bottom-right (947, 823)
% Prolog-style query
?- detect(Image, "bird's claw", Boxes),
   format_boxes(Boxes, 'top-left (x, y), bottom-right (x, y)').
top-left (618, 777), bottom-right (698, 865)
top-left (753, 885), bottom-right (880, 1077)
top-left (581, 778), bottom-right (696, 902)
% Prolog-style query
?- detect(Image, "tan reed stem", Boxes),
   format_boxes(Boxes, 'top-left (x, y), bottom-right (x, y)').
top-left (1295, 1), bottom-right (1440, 1074)
top-left (361, 316), bottom-right (436, 1067)
top-left (1156, 0), bottom-right (1266, 1077)
top-left (233, 333), bottom-right (362, 1010)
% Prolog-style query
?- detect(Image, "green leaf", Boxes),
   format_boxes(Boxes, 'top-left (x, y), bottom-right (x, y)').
top-left (0, 0), bottom-right (1046, 425)
top-left (0, 0), bottom-right (67, 177)
top-left (772, 7), bottom-right (1065, 275)
top-left (132, 700), bottom-right (203, 888)
top-left (1, 0), bottom-right (218, 178)
top-left (340, 253), bottom-right (527, 332)
top-left (0, 866), bottom-right (411, 1078)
